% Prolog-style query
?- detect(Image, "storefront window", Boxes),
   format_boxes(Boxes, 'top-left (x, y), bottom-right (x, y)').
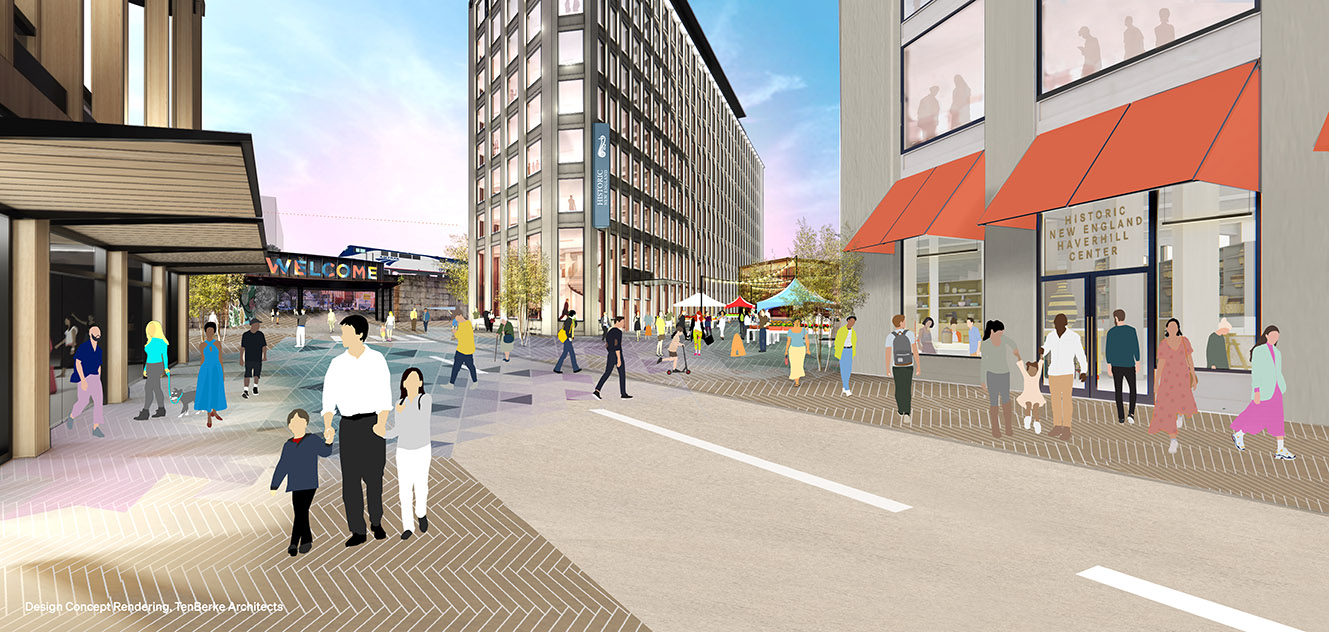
top-left (903, 236), bottom-right (983, 355)
top-left (559, 30), bottom-right (584, 66)
top-left (527, 94), bottom-right (541, 130)
top-left (558, 228), bottom-right (585, 320)
top-left (559, 78), bottom-right (583, 114)
top-left (1042, 192), bottom-right (1150, 276)
top-left (559, 178), bottom-right (584, 212)
top-left (902, 0), bottom-right (984, 149)
top-left (558, 128), bottom-right (584, 163)
top-left (527, 139), bottom-right (541, 175)
top-left (527, 185), bottom-right (542, 220)
top-left (1157, 182), bottom-right (1257, 371)
top-left (1040, 0), bottom-right (1256, 94)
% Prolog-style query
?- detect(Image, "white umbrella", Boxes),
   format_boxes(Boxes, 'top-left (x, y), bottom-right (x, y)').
top-left (673, 292), bottom-right (725, 308)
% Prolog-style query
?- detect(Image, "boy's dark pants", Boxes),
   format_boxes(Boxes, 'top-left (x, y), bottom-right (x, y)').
top-left (291, 488), bottom-right (315, 546)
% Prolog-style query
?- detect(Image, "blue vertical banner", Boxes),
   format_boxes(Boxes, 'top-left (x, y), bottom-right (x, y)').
top-left (592, 122), bottom-right (611, 229)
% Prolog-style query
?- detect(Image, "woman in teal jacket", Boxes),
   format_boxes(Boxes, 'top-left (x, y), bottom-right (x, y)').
top-left (1230, 325), bottom-right (1295, 460)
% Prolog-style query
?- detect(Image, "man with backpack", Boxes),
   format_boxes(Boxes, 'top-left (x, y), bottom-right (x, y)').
top-left (553, 310), bottom-right (581, 374)
top-left (885, 314), bottom-right (922, 422)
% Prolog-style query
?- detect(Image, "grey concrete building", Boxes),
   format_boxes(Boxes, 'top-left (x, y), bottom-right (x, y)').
top-left (841, 1), bottom-right (1329, 425)
top-left (468, 0), bottom-right (763, 334)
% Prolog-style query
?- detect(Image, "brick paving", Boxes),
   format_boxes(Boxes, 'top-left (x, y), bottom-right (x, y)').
top-left (509, 329), bottom-right (1329, 515)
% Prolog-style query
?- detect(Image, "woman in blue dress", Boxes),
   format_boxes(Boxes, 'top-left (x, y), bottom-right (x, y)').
top-left (195, 321), bottom-right (228, 428)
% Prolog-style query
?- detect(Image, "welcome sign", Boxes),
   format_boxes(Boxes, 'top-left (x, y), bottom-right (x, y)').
top-left (263, 254), bottom-right (381, 281)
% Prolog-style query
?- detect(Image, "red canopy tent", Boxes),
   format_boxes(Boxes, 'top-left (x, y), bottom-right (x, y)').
top-left (725, 297), bottom-right (755, 310)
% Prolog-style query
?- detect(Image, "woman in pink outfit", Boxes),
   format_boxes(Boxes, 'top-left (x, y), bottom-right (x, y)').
top-left (1151, 318), bottom-right (1198, 455)
top-left (1230, 325), bottom-right (1295, 460)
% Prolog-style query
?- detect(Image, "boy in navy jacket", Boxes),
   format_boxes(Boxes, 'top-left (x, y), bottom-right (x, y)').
top-left (270, 408), bottom-right (334, 556)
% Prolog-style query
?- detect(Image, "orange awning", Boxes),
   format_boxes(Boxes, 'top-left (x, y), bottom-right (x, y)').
top-left (982, 62), bottom-right (1259, 226)
top-left (845, 152), bottom-right (984, 253)
top-left (1313, 109), bottom-right (1329, 151)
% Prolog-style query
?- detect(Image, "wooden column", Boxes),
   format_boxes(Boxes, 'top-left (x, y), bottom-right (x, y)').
top-left (151, 265), bottom-right (166, 324)
top-left (144, 0), bottom-right (168, 126)
top-left (91, 0), bottom-right (128, 124)
top-left (38, 0), bottom-right (83, 120)
top-left (105, 250), bottom-right (128, 404)
top-left (176, 274), bottom-right (189, 364)
top-left (1, 0), bottom-right (14, 61)
top-left (170, 0), bottom-right (195, 129)
top-left (11, 220), bottom-right (50, 459)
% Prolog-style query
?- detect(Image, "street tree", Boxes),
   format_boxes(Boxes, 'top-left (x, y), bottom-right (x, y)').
top-left (439, 234), bottom-right (470, 318)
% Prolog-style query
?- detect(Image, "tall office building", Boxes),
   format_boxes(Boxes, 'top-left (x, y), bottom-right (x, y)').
top-left (468, 0), bottom-right (763, 332)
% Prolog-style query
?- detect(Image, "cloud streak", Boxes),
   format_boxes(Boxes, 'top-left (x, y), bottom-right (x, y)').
top-left (740, 72), bottom-right (808, 108)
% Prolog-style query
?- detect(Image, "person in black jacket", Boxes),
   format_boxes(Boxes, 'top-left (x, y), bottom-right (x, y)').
top-left (270, 409), bottom-right (335, 556)
top-left (593, 316), bottom-right (632, 400)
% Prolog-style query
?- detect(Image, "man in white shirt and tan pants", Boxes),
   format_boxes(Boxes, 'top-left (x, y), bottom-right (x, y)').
top-left (321, 314), bottom-right (393, 547)
top-left (1041, 313), bottom-right (1088, 441)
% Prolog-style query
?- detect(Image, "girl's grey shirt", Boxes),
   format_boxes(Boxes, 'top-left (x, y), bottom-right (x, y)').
top-left (386, 394), bottom-right (432, 450)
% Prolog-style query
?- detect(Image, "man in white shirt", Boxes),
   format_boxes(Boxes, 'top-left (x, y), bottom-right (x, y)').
top-left (321, 314), bottom-right (392, 546)
top-left (884, 314), bottom-right (922, 422)
top-left (1041, 313), bottom-right (1088, 441)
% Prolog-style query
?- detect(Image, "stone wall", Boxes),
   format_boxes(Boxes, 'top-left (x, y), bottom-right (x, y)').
top-left (391, 274), bottom-right (463, 320)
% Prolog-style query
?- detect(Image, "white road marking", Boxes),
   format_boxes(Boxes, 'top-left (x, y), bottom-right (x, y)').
top-left (430, 355), bottom-right (488, 374)
top-left (1077, 566), bottom-right (1304, 632)
top-left (590, 409), bottom-right (912, 513)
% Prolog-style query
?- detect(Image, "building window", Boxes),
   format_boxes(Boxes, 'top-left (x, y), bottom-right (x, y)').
top-left (507, 197), bottom-right (518, 228)
top-left (507, 32), bottom-right (517, 64)
top-left (507, 155), bottom-right (519, 188)
top-left (527, 185), bottom-right (542, 220)
top-left (506, 114), bottom-right (519, 147)
top-left (559, 0), bottom-right (584, 16)
top-left (507, 0), bottom-right (518, 23)
top-left (902, 0), bottom-right (984, 150)
top-left (559, 30), bottom-right (584, 66)
top-left (558, 228), bottom-right (585, 319)
top-left (491, 206), bottom-right (501, 233)
top-left (903, 237), bottom-right (984, 356)
top-left (491, 91), bottom-right (501, 122)
top-left (528, 1), bottom-right (542, 39)
top-left (1157, 183), bottom-right (1257, 371)
top-left (1039, 0), bottom-right (1257, 95)
top-left (527, 94), bottom-right (541, 130)
top-left (559, 178), bottom-right (584, 212)
top-left (527, 48), bottom-right (541, 85)
top-left (477, 178), bottom-right (486, 203)
top-left (527, 139), bottom-right (542, 175)
top-left (491, 53), bottom-right (502, 81)
top-left (558, 128), bottom-right (584, 163)
top-left (507, 73), bottom-right (518, 105)
top-left (558, 78), bottom-right (584, 114)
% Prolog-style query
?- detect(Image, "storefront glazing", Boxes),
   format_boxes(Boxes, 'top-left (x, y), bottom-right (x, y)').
top-left (903, 236), bottom-right (984, 356)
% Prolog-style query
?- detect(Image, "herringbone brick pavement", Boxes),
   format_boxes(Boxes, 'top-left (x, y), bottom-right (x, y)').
top-left (1, 458), bottom-right (650, 631)
top-left (508, 331), bottom-right (1329, 515)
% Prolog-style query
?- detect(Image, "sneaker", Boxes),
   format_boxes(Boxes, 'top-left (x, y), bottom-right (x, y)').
top-left (1168, 438), bottom-right (1179, 455)
top-left (552, 370), bottom-right (563, 374)
top-left (65, 416), bottom-right (74, 430)
top-left (1232, 433), bottom-right (1246, 452)
top-left (241, 390), bottom-right (249, 399)
top-left (1032, 421), bottom-right (1043, 435)
top-left (1127, 416), bottom-right (1135, 425)
top-left (1117, 418), bottom-right (1125, 425)
top-left (91, 427), bottom-right (104, 438)
top-left (1023, 415), bottom-right (1032, 430)
top-left (621, 394), bottom-right (633, 399)
top-left (902, 414), bottom-right (911, 424)
top-left (418, 515), bottom-right (428, 534)
top-left (1177, 417), bottom-right (1184, 430)
top-left (845, 390), bottom-right (852, 397)
top-left (573, 368), bottom-right (582, 373)
top-left (592, 391), bottom-right (602, 400)
top-left (345, 533), bottom-right (367, 547)
top-left (371, 524), bottom-right (387, 540)
top-left (401, 530), bottom-right (413, 540)
top-left (1275, 449), bottom-right (1297, 461)
top-left (253, 386), bottom-right (259, 395)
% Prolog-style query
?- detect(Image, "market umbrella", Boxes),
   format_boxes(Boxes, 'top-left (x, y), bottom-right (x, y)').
top-left (725, 296), bottom-right (756, 310)
top-left (673, 292), bottom-right (725, 308)
top-left (754, 279), bottom-right (830, 312)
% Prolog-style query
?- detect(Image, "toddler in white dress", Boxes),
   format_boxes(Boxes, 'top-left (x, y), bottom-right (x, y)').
top-left (1016, 354), bottom-right (1046, 434)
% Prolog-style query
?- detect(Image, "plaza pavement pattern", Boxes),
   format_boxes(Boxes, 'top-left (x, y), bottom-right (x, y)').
top-left (512, 328), bottom-right (1329, 515)
top-left (2, 328), bottom-right (651, 631)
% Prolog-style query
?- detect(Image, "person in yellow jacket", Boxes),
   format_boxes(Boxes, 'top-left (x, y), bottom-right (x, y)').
top-left (834, 316), bottom-right (858, 396)
top-left (447, 316), bottom-right (477, 387)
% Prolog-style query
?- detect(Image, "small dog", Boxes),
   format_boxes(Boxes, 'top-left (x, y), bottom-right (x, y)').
top-left (170, 388), bottom-right (202, 417)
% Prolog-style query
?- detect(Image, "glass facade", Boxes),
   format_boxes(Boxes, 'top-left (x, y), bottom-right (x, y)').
top-left (559, 177), bottom-right (583, 212)
top-left (559, 78), bottom-right (584, 114)
top-left (904, 237), bottom-right (984, 355)
top-left (902, 0), bottom-right (985, 149)
top-left (559, 30), bottom-right (584, 66)
top-left (1040, 0), bottom-right (1256, 94)
top-left (558, 228), bottom-right (584, 318)
top-left (527, 186), bottom-right (542, 220)
top-left (558, 128), bottom-right (584, 163)
top-left (1157, 183), bottom-right (1257, 371)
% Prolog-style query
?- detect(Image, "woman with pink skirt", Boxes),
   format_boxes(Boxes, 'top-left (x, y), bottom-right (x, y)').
top-left (1231, 325), bottom-right (1295, 460)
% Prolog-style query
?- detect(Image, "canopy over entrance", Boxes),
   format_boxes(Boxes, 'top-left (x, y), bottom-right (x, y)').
top-left (0, 118), bottom-right (267, 274)
top-left (755, 279), bottom-right (830, 312)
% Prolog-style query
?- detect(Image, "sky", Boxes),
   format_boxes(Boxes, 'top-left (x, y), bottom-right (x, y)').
top-left (173, 0), bottom-right (840, 259)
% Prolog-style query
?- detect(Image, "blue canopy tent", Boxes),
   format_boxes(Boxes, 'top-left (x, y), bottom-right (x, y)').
top-left (755, 279), bottom-right (830, 312)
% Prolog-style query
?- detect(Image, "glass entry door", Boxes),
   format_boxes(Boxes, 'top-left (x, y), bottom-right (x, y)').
top-left (1040, 273), bottom-right (1152, 402)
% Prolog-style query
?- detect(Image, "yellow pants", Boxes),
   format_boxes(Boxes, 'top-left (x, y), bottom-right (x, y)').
top-left (1049, 374), bottom-right (1074, 428)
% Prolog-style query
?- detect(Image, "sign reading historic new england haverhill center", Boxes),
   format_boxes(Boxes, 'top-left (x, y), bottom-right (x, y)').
top-left (262, 254), bottom-right (382, 281)
top-left (592, 122), bottom-right (611, 230)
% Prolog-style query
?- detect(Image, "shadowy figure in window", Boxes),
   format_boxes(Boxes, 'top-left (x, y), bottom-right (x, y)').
top-left (917, 86), bottom-right (941, 141)
top-left (949, 75), bottom-right (971, 128)
top-left (1123, 16), bottom-right (1145, 59)
top-left (1077, 26), bottom-right (1102, 78)
top-left (1155, 8), bottom-right (1175, 48)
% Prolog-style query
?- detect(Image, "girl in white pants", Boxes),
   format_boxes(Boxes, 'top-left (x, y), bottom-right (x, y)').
top-left (386, 368), bottom-right (432, 539)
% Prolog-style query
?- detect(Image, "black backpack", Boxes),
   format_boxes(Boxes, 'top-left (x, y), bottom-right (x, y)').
top-left (892, 330), bottom-right (914, 366)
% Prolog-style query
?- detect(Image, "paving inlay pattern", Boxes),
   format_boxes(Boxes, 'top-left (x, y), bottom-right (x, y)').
top-left (3, 329), bottom-right (650, 631)
top-left (512, 329), bottom-right (1329, 515)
